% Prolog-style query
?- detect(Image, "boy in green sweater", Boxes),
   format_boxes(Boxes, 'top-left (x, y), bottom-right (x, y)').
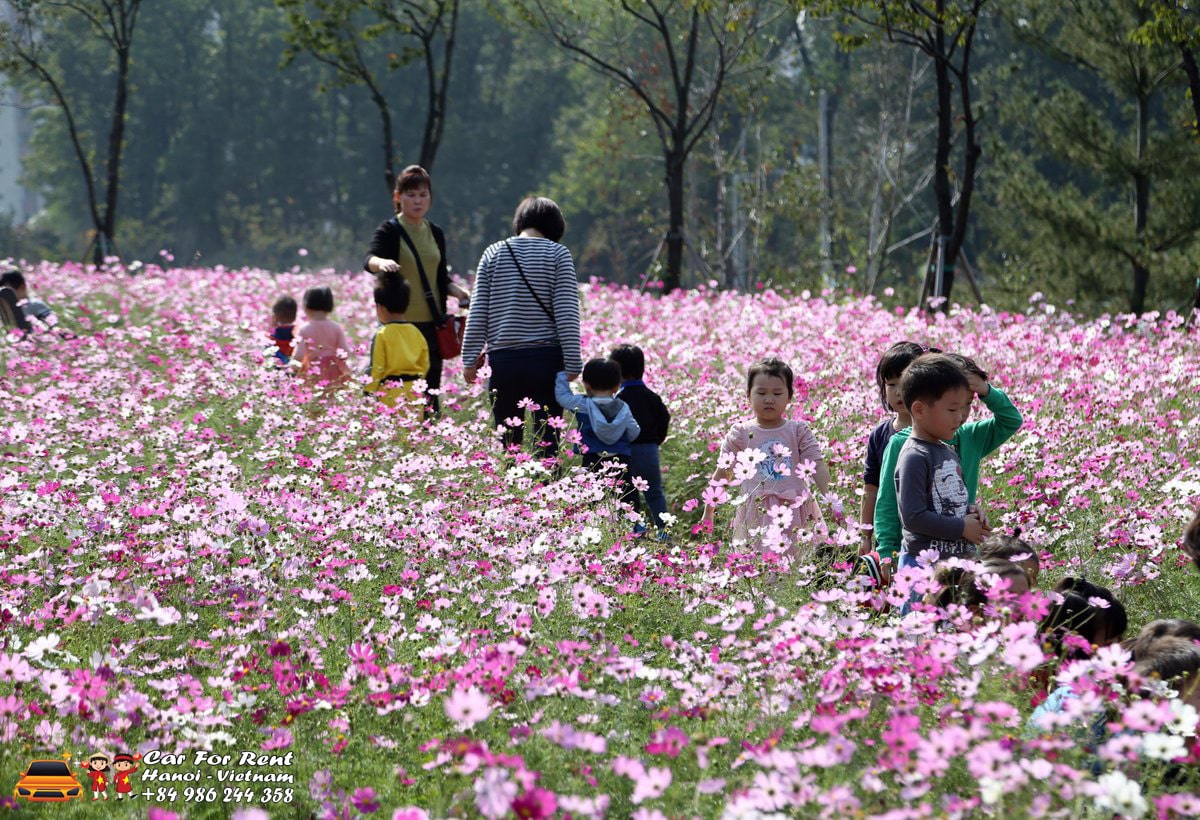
top-left (873, 353), bottom-right (1023, 564)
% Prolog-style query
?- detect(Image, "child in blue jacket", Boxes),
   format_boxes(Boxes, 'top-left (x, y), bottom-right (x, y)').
top-left (556, 358), bottom-right (641, 514)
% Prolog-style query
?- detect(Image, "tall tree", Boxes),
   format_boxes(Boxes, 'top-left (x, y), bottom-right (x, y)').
top-left (801, 0), bottom-right (987, 305)
top-left (277, 0), bottom-right (460, 192)
top-left (1132, 1), bottom-right (1200, 139)
top-left (0, 0), bottom-right (144, 264)
top-left (511, 0), bottom-right (784, 293)
top-left (991, 0), bottom-right (1200, 315)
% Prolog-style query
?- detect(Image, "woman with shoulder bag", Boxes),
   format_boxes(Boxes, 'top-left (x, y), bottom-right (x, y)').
top-left (364, 165), bottom-right (470, 413)
top-left (461, 196), bottom-right (583, 460)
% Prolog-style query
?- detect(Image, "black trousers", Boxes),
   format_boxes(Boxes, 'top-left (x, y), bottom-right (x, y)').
top-left (487, 345), bottom-right (563, 458)
top-left (412, 321), bottom-right (443, 413)
top-left (582, 452), bottom-right (640, 515)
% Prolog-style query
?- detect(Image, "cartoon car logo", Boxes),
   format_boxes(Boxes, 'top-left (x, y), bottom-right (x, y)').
top-left (12, 759), bottom-right (84, 802)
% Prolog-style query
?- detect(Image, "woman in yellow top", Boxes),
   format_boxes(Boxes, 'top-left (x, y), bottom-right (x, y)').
top-left (363, 165), bottom-right (469, 413)
top-left (366, 274), bottom-right (429, 409)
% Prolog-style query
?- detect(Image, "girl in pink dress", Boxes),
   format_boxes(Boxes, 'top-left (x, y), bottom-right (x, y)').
top-left (293, 286), bottom-right (353, 388)
top-left (702, 357), bottom-right (831, 557)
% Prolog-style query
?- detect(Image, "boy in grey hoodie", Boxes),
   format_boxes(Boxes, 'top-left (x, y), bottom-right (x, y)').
top-left (556, 358), bottom-right (642, 513)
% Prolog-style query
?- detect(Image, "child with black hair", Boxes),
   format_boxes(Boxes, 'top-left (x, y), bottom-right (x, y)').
top-left (269, 296), bottom-right (297, 365)
top-left (0, 268), bottom-right (56, 333)
top-left (611, 343), bottom-right (672, 531)
top-left (926, 558), bottom-right (1030, 621)
top-left (366, 275), bottom-right (429, 408)
top-left (894, 354), bottom-right (987, 567)
top-left (1182, 506), bottom-right (1200, 573)
top-left (861, 342), bottom-right (930, 553)
top-left (556, 359), bottom-right (642, 511)
top-left (1132, 621), bottom-right (1200, 731)
top-left (1026, 577), bottom-right (1126, 738)
top-left (979, 531), bottom-right (1041, 586)
top-left (881, 352), bottom-right (1022, 565)
top-left (702, 357), bottom-right (831, 557)
top-left (293, 286), bottom-right (352, 387)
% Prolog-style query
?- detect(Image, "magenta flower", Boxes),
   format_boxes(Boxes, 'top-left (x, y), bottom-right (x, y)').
top-left (511, 787), bottom-right (557, 819)
top-left (644, 726), bottom-right (689, 758)
top-left (351, 787), bottom-right (380, 814)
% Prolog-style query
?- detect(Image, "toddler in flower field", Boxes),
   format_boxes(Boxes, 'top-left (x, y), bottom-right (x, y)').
top-left (555, 358), bottom-right (642, 513)
top-left (364, 273), bottom-right (429, 408)
top-left (702, 357), bottom-right (830, 557)
top-left (268, 295), bottom-right (297, 365)
top-left (860, 341), bottom-right (931, 553)
top-left (892, 354), bottom-right (988, 568)
top-left (882, 352), bottom-right (1023, 570)
top-left (610, 343), bottom-right (672, 532)
top-left (292, 286), bottom-right (353, 388)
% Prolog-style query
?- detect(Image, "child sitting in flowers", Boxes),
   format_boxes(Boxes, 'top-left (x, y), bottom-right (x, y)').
top-left (927, 557), bottom-right (1030, 616)
top-left (876, 352), bottom-right (1022, 566)
top-left (979, 531), bottom-right (1041, 586)
top-left (702, 357), bottom-right (830, 557)
top-left (1027, 578), bottom-right (1127, 734)
top-left (555, 358), bottom-right (642, 512)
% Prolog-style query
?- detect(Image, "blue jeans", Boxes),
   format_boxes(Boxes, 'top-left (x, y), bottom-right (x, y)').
top-left (628, 443), bottom-right (668, 528)
top-left (898, 550), bottom-right (921, 615)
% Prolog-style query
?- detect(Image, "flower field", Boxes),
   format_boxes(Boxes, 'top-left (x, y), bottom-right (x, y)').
top-left (2, 261), bottom-right (1200, 818)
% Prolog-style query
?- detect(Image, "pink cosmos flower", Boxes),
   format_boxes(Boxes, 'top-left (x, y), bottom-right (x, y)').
top-left (444, 686), bottom-right (491, 730)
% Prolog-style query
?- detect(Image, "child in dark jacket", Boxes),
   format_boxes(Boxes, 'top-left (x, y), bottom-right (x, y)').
top-left (611, 344), bottom-right (671, 530)
top-left (555, 358), bottom-right (641, 514)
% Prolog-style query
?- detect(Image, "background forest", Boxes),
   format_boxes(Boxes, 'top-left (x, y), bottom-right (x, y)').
top-left (2, 0), bottom-right (1200, 316)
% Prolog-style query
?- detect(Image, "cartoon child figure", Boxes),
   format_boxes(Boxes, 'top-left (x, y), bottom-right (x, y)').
top-left (111, 752), bottom-right (141, 799)
top-left (82, 752), bottom-right (111, 800)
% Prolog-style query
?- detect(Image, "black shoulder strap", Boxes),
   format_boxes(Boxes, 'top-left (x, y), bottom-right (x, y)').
top-left (393, 218), bottom-right (445, 325)
top-left (504, 240), bottom-right (554, 323)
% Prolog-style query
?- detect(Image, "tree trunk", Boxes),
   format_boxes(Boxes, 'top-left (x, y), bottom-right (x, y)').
top-left (664, 148), bottom-right (686, 293)
top-left (930, 5), bottom-right (956, 304)
top-left (818, 88), bottom-right (837, 287)
top-left (369, 83), bottom-right (396, 194)
top-left (419, 0), bottom-right (458, 172)
top-left (98, 37), bottom-right (131, 265)
top-left (1132, 88), bottom-right (1151, 315)
top-left (1181, 46), bottom-right (1200, 139)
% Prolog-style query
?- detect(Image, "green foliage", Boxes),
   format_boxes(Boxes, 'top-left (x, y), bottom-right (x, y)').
top-left (980, 0), bottom-right (1200, 314)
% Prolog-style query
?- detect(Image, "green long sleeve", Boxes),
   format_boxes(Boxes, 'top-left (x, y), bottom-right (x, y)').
top-left (872, 386), bottom-right (1022, 560)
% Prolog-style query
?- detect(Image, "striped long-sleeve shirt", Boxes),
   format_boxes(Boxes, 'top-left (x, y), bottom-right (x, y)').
top-left (462, 236), bottom-right (583, 374)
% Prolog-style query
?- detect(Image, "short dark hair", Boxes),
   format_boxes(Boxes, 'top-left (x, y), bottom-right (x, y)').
top-left (303, 286), bottom-right (334, 313)
top-left (395, 165), bottom-right (432, 195)
top-left (1134, 620), bottom-right (1200, 685)
top-left (944, 352), bottom-right (989, 382)
top-left (0, 269), bottom-right (25, 290)
top-left (1183, 507), bottom-right (1200, 572)
top-left (374, 275), bottom-right (411, 314)
top-left (272, 296), bottom-right (297, 323)
top-left (610, 344), bottom-right (645, 380)
top-left (875, 342), bottom-right (929, 409)
top-left (1038, 577), bottom-right (1126, 660)
top-left (513, 196), bottom-right (566, 242)
top-left (747, 357), bottom-right (794, 399)
top-left (979, 531), bottom-right (1039, 571)
top-left (1132, 619), bottom-right (1200, 656)
top-left (931, 558), bottom-right (1027, 610)
top-left (582, 357), bottom-right (621, 391)
top-left (900, 353), bottom-right (969, 409)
